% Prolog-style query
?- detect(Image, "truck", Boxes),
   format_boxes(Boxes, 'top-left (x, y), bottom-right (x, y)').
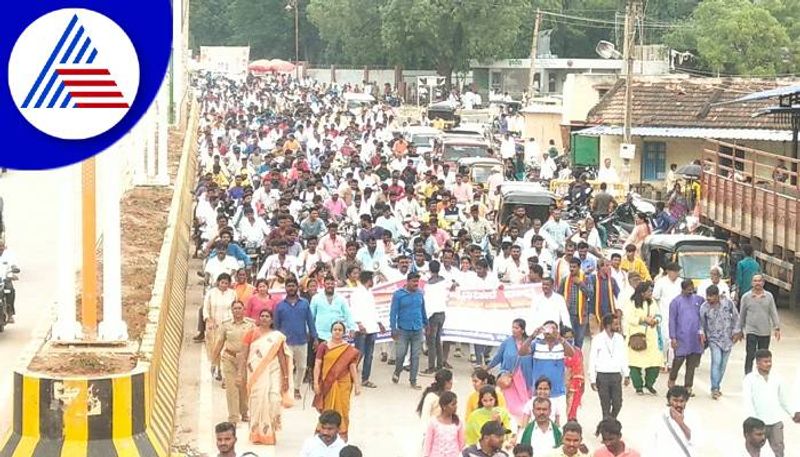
top-left (700, 139), bottom-right (799, 306)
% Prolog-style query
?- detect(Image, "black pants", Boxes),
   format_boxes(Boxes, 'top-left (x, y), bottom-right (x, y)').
top-left (196, 306), bottom-right (205, 334)
top-left (669, 353), bottom-right (702, 388)
top-left (426, 312), bottom-right (445, 370)
top-left (596, 372), bottom-right (623, 419)
top-left (745, 334), bottom-right (771, 374)
top-left (5, 282), bottom-right (15, 316)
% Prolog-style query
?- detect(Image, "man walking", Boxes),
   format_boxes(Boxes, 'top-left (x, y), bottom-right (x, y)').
top-left (390, 272), bottom-right (428, 389)
top-left (589, 314), bottom-right (630, 419)
top-left (310, 274), bottom-right (355, 342)
top-left (736, 274), bottom-right (781, 374)
top-left (736, 244), bottom-right (760, 302)
top-left (699, 284), bottom-right (740, 399)
top-left (742, 350), bottom-right (793, 457)
top-left (560, 258), bottom-right (592, 348)
top-left (668, 279), bottom-right (704, 395)
top-left (274, 278), bottom-right (317, 400)
top-left (737, 417), bottom-right (776, 457)
top-left (349, 271), bottom-right (384, 388)
top-left (422, 260), bottom-right (450, 376)
top-left (649, 386), bottom-right (699, 456)
top-left (543, 421), bottom-right (588, 457)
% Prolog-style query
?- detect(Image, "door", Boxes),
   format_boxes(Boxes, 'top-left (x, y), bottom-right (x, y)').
top-left (571, 134), bottom-right (599, 166)
top-left (642, 141), bottom-right (667, 181)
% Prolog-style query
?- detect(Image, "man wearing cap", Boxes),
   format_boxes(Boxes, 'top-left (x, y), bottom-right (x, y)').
top-left (462, 421), bottom-right (511, 457)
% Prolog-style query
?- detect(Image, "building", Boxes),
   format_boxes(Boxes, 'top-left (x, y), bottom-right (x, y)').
top-left (575, 76), bottom-right (800, 192)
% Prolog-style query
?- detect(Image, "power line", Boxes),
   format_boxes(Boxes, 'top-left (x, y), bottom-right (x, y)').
top-left (539, 10), bottom-right (689, 30)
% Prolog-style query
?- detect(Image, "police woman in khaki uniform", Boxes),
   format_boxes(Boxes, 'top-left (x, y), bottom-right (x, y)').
top-left (212, 300), bottom-right (255, 423)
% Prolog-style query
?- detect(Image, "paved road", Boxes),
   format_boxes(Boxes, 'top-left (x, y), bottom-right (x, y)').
top-left (175, 258), bottom-right (800, 457)
top-left (0, 168), bottom-right (74, 433)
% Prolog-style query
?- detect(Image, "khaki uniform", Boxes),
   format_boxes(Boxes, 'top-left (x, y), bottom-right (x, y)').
top-left (216, 317), bottom-right (255, 422)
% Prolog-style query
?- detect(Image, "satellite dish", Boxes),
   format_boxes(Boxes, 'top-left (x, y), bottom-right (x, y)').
top-left (596, 41), bottom-right (622, 59)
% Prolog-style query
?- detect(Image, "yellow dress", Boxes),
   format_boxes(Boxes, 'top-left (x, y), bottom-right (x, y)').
top-left (624, 300), bottom-right (663, 369)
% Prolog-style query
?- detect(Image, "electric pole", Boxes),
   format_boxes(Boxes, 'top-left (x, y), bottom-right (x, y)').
top-left (622, 0), bottom-right (641, 144)
top-left (527, 9), bottom-right (542, 100)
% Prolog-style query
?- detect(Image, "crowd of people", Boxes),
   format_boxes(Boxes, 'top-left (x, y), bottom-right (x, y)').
top-left (192, 73), bottom-right (800, 457)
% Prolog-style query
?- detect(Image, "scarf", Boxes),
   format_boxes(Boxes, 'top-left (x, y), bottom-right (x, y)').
top-left (563, 272), bottom-right (586, 324)
top-left (594, 274), bottom-right (616, 321)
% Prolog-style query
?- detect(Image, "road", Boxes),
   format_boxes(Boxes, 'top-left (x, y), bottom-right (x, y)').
top-left (175, 259), bottom-right (800, 457)
top-left (0, 168), bottom-right (75, 433)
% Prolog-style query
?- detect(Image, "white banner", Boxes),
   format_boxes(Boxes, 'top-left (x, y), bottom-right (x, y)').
top-left (198, 46), bottom-right (250, 80)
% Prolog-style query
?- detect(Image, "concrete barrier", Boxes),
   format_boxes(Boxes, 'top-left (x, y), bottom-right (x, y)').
top-left (0, 98), bottom-right (199, 457)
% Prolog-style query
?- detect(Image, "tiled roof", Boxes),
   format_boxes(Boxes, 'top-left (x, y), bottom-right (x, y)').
top-left (586, 77), bottom-right (800, 129)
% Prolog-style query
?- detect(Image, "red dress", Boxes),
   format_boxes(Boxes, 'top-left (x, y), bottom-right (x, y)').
top-left (564, 348), bottom-right (584, 421)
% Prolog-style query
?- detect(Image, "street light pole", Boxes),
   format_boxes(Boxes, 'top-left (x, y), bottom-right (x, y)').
top-left (294, 0), bottom-right (300, 79)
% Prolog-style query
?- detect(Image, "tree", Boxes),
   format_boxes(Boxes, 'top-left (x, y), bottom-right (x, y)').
top-left (379, 0), bottom-right (529, 85)
top-left (666, 0), bottom-right (792, 75)
top-left (307, 0), bottom-right (387, 66)
top-left (189, 0), bottom-right (234, 50)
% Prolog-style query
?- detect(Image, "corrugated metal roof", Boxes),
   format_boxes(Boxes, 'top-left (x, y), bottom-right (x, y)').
top-left (576, 125), bottom-right (793, 142)
top-left (725, 85), bottom-right (800, 104)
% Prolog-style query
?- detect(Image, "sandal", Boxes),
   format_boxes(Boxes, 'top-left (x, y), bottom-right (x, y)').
top-left (392, 373), bottom-right (399, 384)
top-left (362, 381), bottom-right (377, 388)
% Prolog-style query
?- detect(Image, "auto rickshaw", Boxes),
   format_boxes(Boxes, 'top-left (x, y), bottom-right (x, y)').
top-left (427, 101), bottom-right (461, 130)
top-left (640, 234), bottom-right (730, 284)
top-left (495, 182), bottom-right (557, 235)
top-left (457, 157), bottom-right (503, 186)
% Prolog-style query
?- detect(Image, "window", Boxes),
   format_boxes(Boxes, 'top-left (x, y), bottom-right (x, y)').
top-left (641, 141), bottom-right (667, 181)
top-left (490, 71), bottom-right (502, 92)
top-left (548, 74), bottom-right (557, 93)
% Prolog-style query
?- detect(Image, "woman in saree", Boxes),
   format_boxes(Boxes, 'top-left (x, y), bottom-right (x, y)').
top-left (238, 308), bottom-right (293, 445)
top-left (486, 318), bottom-right (533, 423)
top-left (313, 321), bottom-right (361, 441)
top-left (233, 268), bottom-right (255, 304)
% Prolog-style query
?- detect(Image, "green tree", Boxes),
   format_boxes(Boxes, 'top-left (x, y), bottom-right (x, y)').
top-left (307, 0), bottom-right (387, 66)
top-left (666, 0), bottom-right (792, 75)
top-left (379, 0), bottom-right (529, 84)
top-left (189, 0), bottom-right (234, 50)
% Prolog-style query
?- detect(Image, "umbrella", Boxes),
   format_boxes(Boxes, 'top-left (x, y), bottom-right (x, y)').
top-left (248, 59), bottom-right (272, 73)
top-left (268, 59), bottom-right (296, 73)
top-left (676, 163), bottom-right (702, 178)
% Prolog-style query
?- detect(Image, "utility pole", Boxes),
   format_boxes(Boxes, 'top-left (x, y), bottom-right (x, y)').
top-left (294, 0), bottom-right (300, 79)
top-left (622, 0), bottom-right (641, 144)
top-left (527, 9), bottom-right (542, 100)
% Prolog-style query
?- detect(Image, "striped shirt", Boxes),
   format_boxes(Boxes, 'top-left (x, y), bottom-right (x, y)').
top-left (530, 337), bottom-right (566, 396)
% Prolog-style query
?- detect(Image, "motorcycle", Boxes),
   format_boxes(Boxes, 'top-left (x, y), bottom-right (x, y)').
top-left (598, 192), bottom-right (656, 248)
top-left (0, 263), bottom-right (19, 333)
top-left (243, 241), bottom-right (266, 279)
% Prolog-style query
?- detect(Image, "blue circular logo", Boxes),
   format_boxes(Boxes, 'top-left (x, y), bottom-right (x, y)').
top-left (1, 1), bottom-right (172, 170)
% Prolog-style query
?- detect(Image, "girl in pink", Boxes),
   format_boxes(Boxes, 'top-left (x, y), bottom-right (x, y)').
top-left (423, 391), bottom-right (464, 457)
top-left (244, 279), bottom-right (278, 320)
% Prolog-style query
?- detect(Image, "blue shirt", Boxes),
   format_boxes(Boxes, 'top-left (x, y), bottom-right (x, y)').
top-left (310, 291), bottom-right (355, 341)
top-left (390, 288), bottom-right (428, 331)
top-left (736, 257), bottom-right (760, 295)
top-left (273, 297), bottom-right (317, 345)
top-left (653, 210), bottom-right (676, 232)
top-left (209, 244), bottom-right (252, 267)
top-left (529, 337), bottom-right (566, 396)
top-left (488, 336), bottom-right (536, 389)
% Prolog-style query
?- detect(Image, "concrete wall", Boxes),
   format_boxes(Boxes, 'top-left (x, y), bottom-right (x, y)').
top-left (523, 111), bottom-right (564, 150)
top-left (562, 73), bottom-right (618, 125)
top-left (598, 134), bottom-right (795, 188)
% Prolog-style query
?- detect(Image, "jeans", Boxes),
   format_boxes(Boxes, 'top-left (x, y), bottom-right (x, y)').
top-left (394, 329), bottom-right (424, 384)
top-left (595, 372), bottom-right (623, 419)
top-left (426, 312), bottom-right (445, 370)
top-left (669, 353), bottom-right (702, 389)
top-left (354, 332), bottom-right (377, 382)
top-left (745, 333), bottom-right (771, 374)
top-left (570, 316), bottom-right (588, 348)
top-left (472, 345), bottom-right (492, 365)
top-left (709, 344), bottom-right (731, 391)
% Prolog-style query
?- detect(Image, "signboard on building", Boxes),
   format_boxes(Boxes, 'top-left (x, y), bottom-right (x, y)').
top-left (198, 46), bottom-right (250, 80)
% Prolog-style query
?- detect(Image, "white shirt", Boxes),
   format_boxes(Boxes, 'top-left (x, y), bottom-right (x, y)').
top-left (696, 279), bottom-right (731, 300)
top-left (530, 292), bottom-right (571, 331)
top-left (500, 138), bottom-right (516, 159)
top-left (461, 272), bottom-right (500, 290)
top-left (499, 258), bottom-right (529, 284)
top-left (204, 255), bottom-right (239, 284)
top-left (528, 421), bottom-right (558, 455)
top-left (598, 165), bottom-right (620, 183)
top-left (424, 278), bottom-right (450, 315)
top-left (647, 408), bottom-right (701, 457)
top-left (349, 285), bottom-right (382, 334)
top-left (257, 254), bottom-right (299, 280)
top-left (588, 331), bottom-right (630, 383)
top-left (742, 370), bottom-right (793, 425)
top-left (237, 217), bottom-right (270, 246)
top-left (299, 435), bottom-right (346, 457)
top-left (731, 444), bottom-right (776, 457)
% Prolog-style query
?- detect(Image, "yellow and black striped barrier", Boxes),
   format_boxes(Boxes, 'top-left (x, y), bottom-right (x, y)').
top-left (0, 371), bottom-right (160, 457)
top-left (0, 98), bottom-right (198, 457)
